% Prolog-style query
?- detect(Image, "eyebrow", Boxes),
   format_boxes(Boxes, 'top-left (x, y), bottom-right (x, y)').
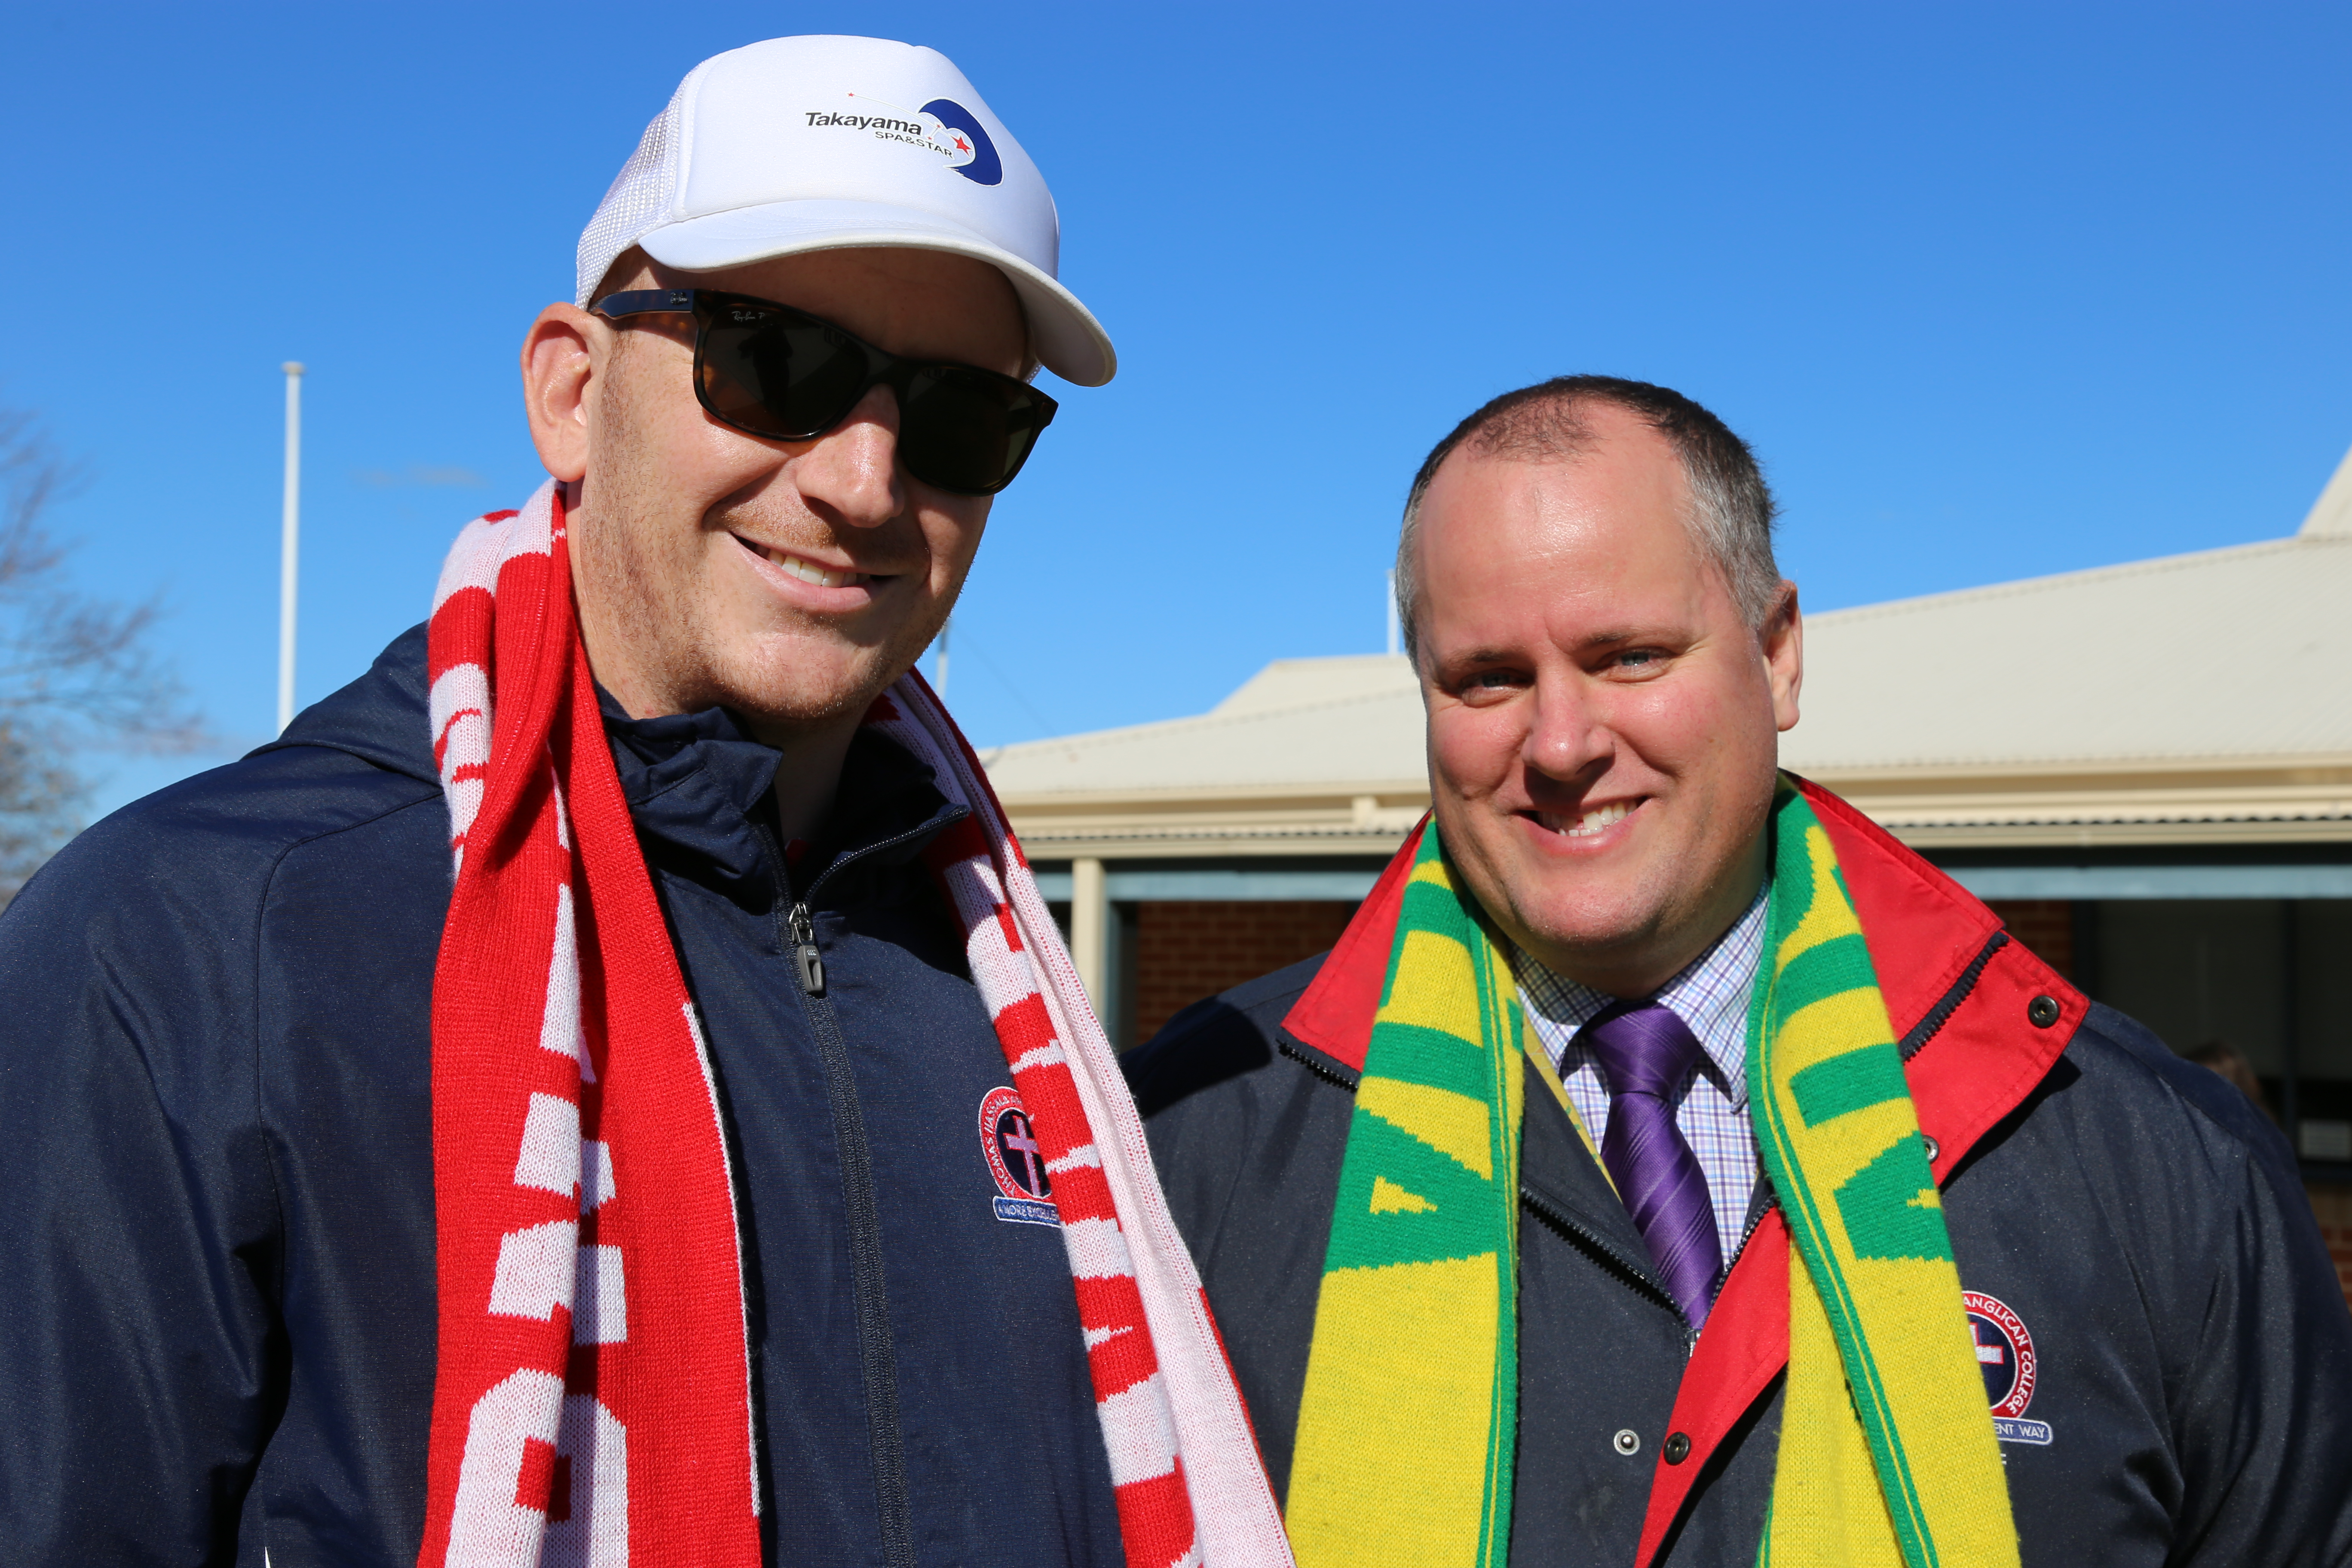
top-left (1444, 629), bottom-right (1652, 668)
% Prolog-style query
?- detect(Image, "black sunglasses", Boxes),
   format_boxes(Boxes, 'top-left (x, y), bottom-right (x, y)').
top-left (590, 289), bottom-right (1056, 497)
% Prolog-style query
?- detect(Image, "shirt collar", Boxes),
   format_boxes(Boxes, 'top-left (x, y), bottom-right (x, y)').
top-left (1513, 879), bottom-right (1770, 1106)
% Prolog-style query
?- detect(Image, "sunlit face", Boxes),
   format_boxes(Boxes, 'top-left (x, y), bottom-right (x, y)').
top-left (559, 247), bottom-right (1027, 733)
top-left (1412, 402), bottom-right (1802, 996)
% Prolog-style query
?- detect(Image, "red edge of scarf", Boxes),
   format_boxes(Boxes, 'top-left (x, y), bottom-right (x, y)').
top-left (419, 490), bottom-right (759, 1567)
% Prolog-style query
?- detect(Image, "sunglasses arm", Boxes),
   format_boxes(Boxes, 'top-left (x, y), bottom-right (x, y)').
top-left (588, 289), bottom-right (699, 321)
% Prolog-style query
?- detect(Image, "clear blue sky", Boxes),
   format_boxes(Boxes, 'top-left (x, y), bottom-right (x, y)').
top-left (7, 3), bottom-right (2349, 818)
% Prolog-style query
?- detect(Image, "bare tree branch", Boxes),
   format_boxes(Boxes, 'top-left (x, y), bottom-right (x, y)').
top-left (0, 408), bottom-right (206, 900)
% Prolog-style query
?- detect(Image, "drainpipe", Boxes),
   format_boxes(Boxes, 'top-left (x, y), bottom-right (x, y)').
top-left (1072, 857), bottom-right (1108, 1009)
top-left (2282, 900), bottom-right (2301, 1155)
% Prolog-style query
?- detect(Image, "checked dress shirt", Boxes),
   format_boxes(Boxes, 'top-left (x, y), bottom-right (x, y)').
top-left (1514, 882), bottom-right (1768, 1267)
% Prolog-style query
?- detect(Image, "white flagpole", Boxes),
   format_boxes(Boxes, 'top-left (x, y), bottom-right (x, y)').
top-left (934, 614), bottom-right (951, 702)
top-left (278, 362), bottom-right (303, 734)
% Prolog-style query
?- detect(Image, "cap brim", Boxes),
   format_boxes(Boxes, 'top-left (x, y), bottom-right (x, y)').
top-left (637, 199), bottom-right (1116, 387)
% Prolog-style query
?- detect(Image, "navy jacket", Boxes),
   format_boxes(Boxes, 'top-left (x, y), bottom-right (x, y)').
top-left (0, 625), bottom-right (1127, 1568)
top-left (1126, 786), bottom-right (2352, 1567)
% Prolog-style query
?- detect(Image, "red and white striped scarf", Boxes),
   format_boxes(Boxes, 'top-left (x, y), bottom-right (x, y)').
top-left (419, 481), bottom-right (1291, 1568)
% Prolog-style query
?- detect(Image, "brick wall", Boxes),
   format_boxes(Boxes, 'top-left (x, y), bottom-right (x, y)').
top-left (1133, 900), bottom-right (1359, 1044)
top-left (1984, 898), bottom-right (2074, 980)
top-left (2311, 1182), bottom-right (2352, 1314)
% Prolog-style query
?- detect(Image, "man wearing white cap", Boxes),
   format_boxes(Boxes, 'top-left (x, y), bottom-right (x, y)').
top-left (0, 37), bottom-right (1286, 1568)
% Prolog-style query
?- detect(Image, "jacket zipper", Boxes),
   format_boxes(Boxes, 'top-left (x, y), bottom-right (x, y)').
top-left (788, 900), bottom-right (826, 995)
top-left (1728, 1196), bottom-right (1776, 1269)
top-left (1899, 930), bottom-right (2009, 1060)
top-left (1277, 1035), bottom-right (1360, 1090)
top-left (754, 821), bottom-right (927, 1568)
top-left (1516, 1181), bottom-right (1687, 1323)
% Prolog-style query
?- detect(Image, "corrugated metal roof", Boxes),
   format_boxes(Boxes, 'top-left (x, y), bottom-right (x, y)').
top-left (1210, 654), bottom-right (1422, 714)
top-left (1781, 532), bottom-right (2352, 771)
top-left (981, 654), bottom-right (1423, 797)
top-left (983, 524), bottom-right (2352, 797)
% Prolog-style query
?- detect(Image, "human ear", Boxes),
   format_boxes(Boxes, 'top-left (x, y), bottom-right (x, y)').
top-left (520, 304), bottom-right (602, 484)
top-left (1763, 582), bottom-right (1803, 732)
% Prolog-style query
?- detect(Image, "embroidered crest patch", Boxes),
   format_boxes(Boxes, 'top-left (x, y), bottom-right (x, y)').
top-left (1965, 1290), bottom-right (2051, 1445)
top-left (979, 1086), bottom-right (1058, 1226)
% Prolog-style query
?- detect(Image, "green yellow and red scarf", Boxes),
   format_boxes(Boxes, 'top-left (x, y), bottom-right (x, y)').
top-left (1285, 782), bottom-right (2018, 1568)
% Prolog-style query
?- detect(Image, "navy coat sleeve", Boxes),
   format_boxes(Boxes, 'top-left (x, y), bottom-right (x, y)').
top-left (2173, 1140), bottom-right (2352, 1565)
top-left (0, 804), bottom-right (287, 1561)
top-left (0, 761), bottom-right (340, 1564)
top-left (2082, 1006), bottom-right (2352, 1566)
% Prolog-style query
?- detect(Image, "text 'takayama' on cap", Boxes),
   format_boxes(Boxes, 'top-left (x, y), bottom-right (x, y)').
top-left (576, 36), bottom-right (1115, 386)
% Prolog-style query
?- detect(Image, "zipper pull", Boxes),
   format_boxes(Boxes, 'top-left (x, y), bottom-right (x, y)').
top-left (789, 901), bottom-right (825, 995)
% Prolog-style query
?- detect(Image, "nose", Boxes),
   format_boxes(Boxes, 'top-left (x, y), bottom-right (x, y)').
top-left (1522, 670), bottom-right (1614, 790)
top-left (791, 383), bottom-right (906, 529)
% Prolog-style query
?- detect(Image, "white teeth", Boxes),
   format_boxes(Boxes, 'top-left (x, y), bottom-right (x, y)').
top-left (779, 555), bottom-right (848, 588)
top-left (1543, 800), bottom-right (1634, 839)
top-left (762, 545), bottom-right (863, 588)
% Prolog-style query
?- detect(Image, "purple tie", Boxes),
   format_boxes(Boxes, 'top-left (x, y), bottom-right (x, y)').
top-left (1581, 1000), bottom-right (1724, 1328)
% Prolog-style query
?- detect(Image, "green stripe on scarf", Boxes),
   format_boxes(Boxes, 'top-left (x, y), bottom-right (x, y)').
top-left (1288, 835), bottom-right (1523, 1568)
top-left (1752, 786), bottom-right (2016, 1567)
top-left (1286, 792), bottom-right (2018, 1568)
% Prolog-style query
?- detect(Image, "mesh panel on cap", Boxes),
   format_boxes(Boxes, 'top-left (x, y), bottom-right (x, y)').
top-left (574, 84), bottom-right (686, 306)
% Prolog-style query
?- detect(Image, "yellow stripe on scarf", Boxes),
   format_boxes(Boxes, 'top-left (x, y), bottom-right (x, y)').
top-left (1754, 810), bottom-right (2018, 1568)
top-left (1289, 835), bottom-right (1521, 1568)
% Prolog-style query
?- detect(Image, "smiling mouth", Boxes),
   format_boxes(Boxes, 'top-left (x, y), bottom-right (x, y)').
top-left (734, 533), bottom-right (890, 588)
top-left (1531, 799), bottom-right (1641, 839)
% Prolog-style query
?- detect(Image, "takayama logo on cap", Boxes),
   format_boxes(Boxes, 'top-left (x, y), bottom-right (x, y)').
top-left (805, 93), bottom-right (1003, 187)
top-left (918, 99), bottom-right (1001, 185)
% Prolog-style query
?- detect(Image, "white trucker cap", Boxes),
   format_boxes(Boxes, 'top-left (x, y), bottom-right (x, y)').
top-left (577, 36), bottom-right (1115, 386)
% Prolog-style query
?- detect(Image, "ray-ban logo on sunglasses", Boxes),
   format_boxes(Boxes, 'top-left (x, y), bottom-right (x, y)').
top-left (806, 94), bottom-right (1003, 186)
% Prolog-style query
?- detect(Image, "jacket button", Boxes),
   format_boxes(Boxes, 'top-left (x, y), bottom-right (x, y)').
top-left (1663, 1432), bottom-right (1692, 1465)
top-left (1612, 1428), bottom-right (1641, 1456)
top-left (2027, 995), bottom-right (2061, 1028)
top-left (1922, 1134), bottom-right (1939, 1161)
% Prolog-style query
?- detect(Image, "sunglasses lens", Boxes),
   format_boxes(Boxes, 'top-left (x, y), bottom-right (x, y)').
top-left (698, 309), bottom-right (870, 439)
top-left (900, 368), bottom-right (1054, 495)
top-left (688, 297), bottom-right (1055, 494)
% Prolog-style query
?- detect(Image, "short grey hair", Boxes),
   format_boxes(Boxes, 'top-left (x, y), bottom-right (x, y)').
top-left (1394, 375), bottom-right (1782, 666)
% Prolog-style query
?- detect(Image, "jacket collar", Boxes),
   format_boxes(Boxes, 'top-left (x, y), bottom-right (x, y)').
top-left (1280, 819), bottom-right (1426, 1078)
top-left (600, 689), bottom-right (963, 908)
